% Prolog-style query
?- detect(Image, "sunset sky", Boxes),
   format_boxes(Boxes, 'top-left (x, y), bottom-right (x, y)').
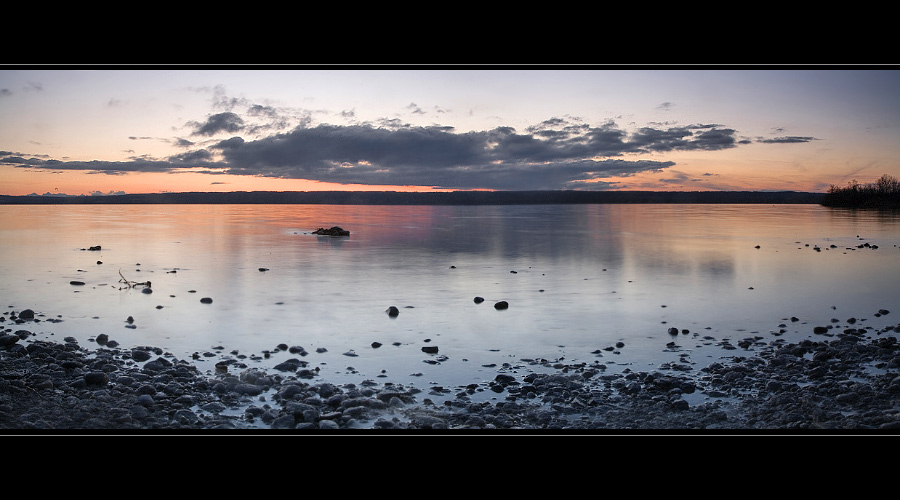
top-left (1, 66), bottom-right (898, 196)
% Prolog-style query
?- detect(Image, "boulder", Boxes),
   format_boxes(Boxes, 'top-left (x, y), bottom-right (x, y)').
top-left (0, 334), bottom-right (20, 347)
top-left (131, 349), bottom-right (153, 362)
top-left (313, 226), bottom-right (350, 236)
top-left (83, 372), bottom-right (109, 386)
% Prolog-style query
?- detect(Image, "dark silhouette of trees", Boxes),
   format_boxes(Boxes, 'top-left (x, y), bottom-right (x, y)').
top-left (821, 174), bottom-right (900, 208)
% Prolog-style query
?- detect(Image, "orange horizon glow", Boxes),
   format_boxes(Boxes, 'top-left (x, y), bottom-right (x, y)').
top-left (0, 167), bottom-right (468, 197)
top-left (0, 165), bottom-right (838, 197)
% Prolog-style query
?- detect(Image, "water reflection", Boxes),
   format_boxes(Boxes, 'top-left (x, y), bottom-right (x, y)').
top-left (348, 204), bottom-right (628, 268)
top-left (2, 203), bottom-right (899, 390)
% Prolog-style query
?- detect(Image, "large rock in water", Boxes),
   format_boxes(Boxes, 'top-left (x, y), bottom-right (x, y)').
top-left (313, 226), bottom-right (350, 236)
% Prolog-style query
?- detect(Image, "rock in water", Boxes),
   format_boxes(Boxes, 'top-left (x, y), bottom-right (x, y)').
top-left (386, 306), bottom-right (400, 317)
top-left (313, 226), bottom-right (350, 236)
top-left (494, 301), bottom-right (509, 310)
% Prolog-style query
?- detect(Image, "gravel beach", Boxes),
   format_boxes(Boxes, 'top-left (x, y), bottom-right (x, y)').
top-left (3, 307), bottom-right (900, 433)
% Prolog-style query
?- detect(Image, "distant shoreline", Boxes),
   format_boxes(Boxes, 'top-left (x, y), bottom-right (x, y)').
top-left (0, 190), bottom-right (826, 205)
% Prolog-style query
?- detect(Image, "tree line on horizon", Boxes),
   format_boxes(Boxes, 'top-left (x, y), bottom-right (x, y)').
top-left (0, 190), bottom-right (827, 205)
top-left (821, 174), bottom-right (900, 209)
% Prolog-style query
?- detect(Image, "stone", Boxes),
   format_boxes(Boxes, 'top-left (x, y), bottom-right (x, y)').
top-left (312, 226), bottom-right (350, 236)
top-left (83, 372), bottom-right (109, 386)
top-left (131, 349), bottom-right (152, 362)
top-left (0, 334), bottom-right (19, 347)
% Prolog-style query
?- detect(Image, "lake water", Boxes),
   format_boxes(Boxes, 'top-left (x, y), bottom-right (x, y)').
top-left (2, 203), bottom-right (900, 399)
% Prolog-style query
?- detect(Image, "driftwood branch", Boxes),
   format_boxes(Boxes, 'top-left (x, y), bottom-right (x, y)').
top-left (118, 269), bottom-right (151, 289)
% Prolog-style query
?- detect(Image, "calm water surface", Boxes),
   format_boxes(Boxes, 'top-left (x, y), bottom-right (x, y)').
top-left (2, 203), bottom-right (900, 394)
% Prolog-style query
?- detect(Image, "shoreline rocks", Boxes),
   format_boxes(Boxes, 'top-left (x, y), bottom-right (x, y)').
top-left (3, 313), bottom-right (900, 432)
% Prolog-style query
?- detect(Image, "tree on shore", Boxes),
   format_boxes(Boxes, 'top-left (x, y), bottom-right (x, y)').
top-left (821, 174), bottom-right (900, 208)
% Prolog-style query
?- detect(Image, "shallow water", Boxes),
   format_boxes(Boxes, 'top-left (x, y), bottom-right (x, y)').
top-left (2, 203), bottom-right (900, 396)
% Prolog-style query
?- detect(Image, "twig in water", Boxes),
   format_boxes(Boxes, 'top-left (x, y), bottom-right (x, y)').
top-left (118, 269), bottom-right (151, 289)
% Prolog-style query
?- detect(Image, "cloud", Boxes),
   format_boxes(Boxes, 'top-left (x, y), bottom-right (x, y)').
top-left (757, 136), bottom-right (819, 144)
top-left (1, 106), bottom-right (809, 191)
top-left (205, 120), bottom-right (687, 189)
top-left (190, 112), bottom-right (245, 136)
top-left (1, 155), bottom-right (192, 174)
top-left (23, 190), bottom-right (125, 197)
top-left (629, 124), bottom-right (739, 152)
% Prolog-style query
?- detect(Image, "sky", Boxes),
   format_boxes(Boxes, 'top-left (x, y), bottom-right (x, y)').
top-left (1, 66), bottom-right (898, 196)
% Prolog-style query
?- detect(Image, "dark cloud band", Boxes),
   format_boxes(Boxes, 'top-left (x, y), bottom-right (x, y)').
top-left (0, 117), bottom-right (799, 191)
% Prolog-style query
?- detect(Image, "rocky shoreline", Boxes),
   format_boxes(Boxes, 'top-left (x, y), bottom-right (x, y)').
top-left (3, 308), bottom-right (900, 433)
